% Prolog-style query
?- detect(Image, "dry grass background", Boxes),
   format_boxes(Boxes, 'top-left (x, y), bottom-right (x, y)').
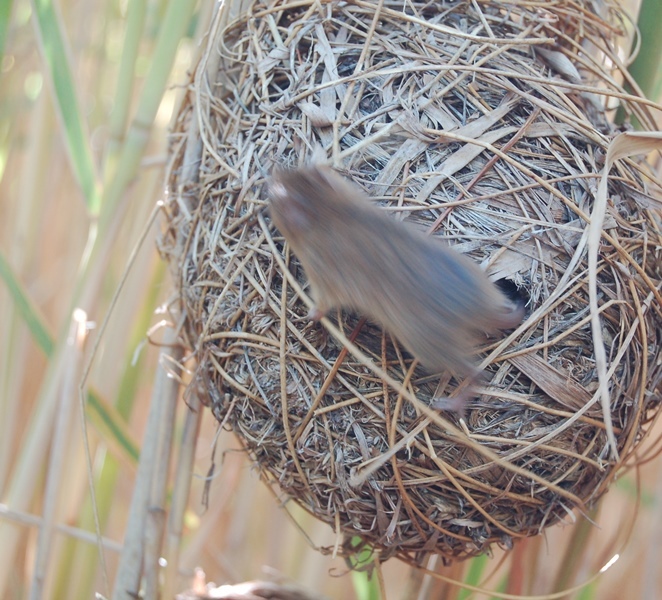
top-left (0, 0), bottom-right (661, 599)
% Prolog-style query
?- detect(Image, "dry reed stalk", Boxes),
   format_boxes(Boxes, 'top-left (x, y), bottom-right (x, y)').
top-left (111, 328), bottom-right (183, 600)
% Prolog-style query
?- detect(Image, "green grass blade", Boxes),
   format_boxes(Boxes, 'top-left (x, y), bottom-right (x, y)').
top-left (458, 554), bottom-right (489, 600)
top-left (0, 0), bottom-right (13, 66)
top-left (0, 247), bottom-right (140, 461)
top-left (0, 250), bottom-right (54, 356)
top-left (576, 581), bottom-right (596, 600)
top-left (350, 566), bottom-right (381, 600)
top-left (30, 0), bottom-right (101, 213)
top-left (86, 391), bottom-right (140, 462)
top-left (348, 538), bottom-right (381, 600)
top-left (0, 244), bottom-right (144, 466)
top-left (552, 509), bottom-right (598, 593)
top-left (103, 0), bottom-right (147, 181)
top-left (100, 0), bottom-right (195, 226)
top-left (630, 0), bottom-right (662, 101)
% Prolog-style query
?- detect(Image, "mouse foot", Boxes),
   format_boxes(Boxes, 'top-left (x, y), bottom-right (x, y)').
top-left (307, 306), bottom-right (325, 321)
top-left (430, 394), bottom-right (468, 420)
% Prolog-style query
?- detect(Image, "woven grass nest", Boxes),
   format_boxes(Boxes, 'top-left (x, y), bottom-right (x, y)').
top-left (160, 0), bottom-right (662, 564)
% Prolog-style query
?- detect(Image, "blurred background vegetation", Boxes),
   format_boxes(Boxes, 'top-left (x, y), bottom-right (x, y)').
top-left (0, 0), bottom-right (660, 598)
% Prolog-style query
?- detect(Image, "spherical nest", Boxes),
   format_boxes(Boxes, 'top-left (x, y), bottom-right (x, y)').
top-left (159, 0), bottom-right (662, 564)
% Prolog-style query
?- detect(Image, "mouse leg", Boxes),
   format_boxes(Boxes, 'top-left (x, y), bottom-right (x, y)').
top-left (307, 306), bottom-right (325, 321)
top-left (430, 391), bottom-right (469, 420)
top-left (306, 286), bottom-right (333, 321)
top-left (430, 369), bottom-right (484, 420)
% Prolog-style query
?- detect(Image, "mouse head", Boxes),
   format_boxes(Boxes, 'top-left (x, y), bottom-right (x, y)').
top-left (268, 168), bottom-right (322, 242)
top-left (269, 166), bottom-right (357, 242)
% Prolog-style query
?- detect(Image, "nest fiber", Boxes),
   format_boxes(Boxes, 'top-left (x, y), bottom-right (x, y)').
top-left (160, 0), bottom-right (662, 563)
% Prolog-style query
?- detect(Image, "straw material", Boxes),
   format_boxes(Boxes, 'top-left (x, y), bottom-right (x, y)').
top-left (159, 0), bottom-right (662, 563)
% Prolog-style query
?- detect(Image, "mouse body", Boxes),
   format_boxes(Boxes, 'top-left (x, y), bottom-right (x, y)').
top-left (268, 165), bottom-right (522, 379)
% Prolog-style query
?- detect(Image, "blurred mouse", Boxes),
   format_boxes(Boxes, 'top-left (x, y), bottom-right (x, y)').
top-left (268, 165), bottom-right (523, 414)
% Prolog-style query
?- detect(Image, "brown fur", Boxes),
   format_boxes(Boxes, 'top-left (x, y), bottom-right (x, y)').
top-left (268, 165), bottom-right (523, 377)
